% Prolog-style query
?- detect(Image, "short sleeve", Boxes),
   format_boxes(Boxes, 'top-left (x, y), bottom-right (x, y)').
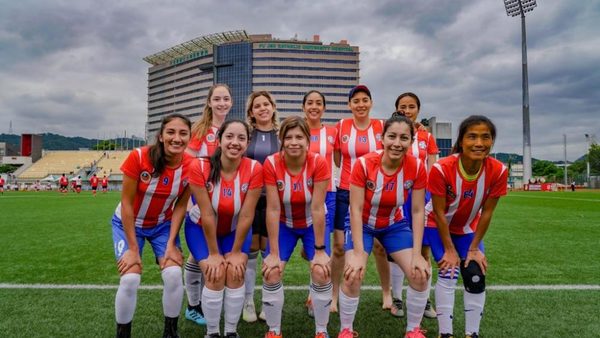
top-left (349, 157), bottom-right (367, 188)
top-left (120, 149), bottom-right (141, 180)
top-left (427, 133), bottom-right (439, 155)
top-left (248, 161), bottom-right (264, 190)
top-left (263, 156), bottom-right (277, 186)
top-left (313, 155), bottom-right (331, 182)
top-left (188, 159), bottom-right (206, 187)
top-left (489, 164), bottom-right (508, 198)
top-left (427, 164), bottom-right (447, 197)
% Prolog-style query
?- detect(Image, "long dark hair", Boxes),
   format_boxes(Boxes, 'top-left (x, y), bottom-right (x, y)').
top-left (208, 119), bottom-right (251, 185)
top-left (149, 113), bottom-right (191, 177)
top-left (394, 92), bottom-right (421, 110)
top-left (302, 90), bottom-right (326, 108)
top-left (451, 115), bottom-right (497, 154)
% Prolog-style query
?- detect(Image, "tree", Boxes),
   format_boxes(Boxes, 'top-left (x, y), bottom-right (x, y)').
top-left (589, 143), bottom-right (600, 175)
top-left (532, 160), bottom-right (560, 178)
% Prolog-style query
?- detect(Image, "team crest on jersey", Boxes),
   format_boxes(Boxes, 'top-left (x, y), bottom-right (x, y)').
top-left (446, 184), bottom-right (456, 199)
top-left (162, 176), bottom-right (169, 185)
top-left (182, 178), bottom-right (188, 186)
top-left (463, 189), bottom-right (474, 199)
top-left (206, 182), bottom-right (214, 193)
top-left (342, 135), bottom-right (350, 144)
top-left (140, 171), bottom-right (151, 184)
top-left (366, 180), bottom-right (376, 191)
top-left (277, 180), bottom-right (285, 191)
top-left (311, 135), bottom-right (319, 142)
top-left (307, 177), bottom-right (313, 187)
top-left (327, 135), bottom-right (334, 144)
top-left (419, 141), bottom-right (426, 149)
top-left (404, 180), bottom-right (414, 190)
top-left (206, 134), bottom-right (216, 142)
top-left (375, 133), bottom-right (382, 141)
top-left (241, 183), bottom-right (249, 193)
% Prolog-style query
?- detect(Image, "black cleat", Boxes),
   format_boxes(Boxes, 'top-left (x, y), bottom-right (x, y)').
top-left (116, 322), bottom-right (131, 338)
top-left (162, 316), bottom-right (180, 338)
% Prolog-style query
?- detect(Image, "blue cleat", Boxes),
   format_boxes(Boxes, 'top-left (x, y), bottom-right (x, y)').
top-left (185, 306), bottom-right (206, 326)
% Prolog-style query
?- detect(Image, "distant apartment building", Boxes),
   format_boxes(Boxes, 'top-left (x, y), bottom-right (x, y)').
top-left (143, 30), bottom-right (360, 139)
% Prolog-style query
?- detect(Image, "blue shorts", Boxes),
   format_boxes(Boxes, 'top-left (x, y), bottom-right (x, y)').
top-left (344, 220), bottom-right (413, 255)
top-left (424, 227), bottom-right (485, 262)
top-left (333, 188), bottom-right (350, 231)
top-left (325, 191), bottom-right (336, 233)
top-left (184, 215), bottom-right (252, 261)
top-left (111, 214), bottom-right (181, 261)
top-left (266, 223), bottom-right (331, 262)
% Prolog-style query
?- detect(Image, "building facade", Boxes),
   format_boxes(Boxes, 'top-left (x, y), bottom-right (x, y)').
top-left (427, 116), bottom-right (453, 158)
top-left (144, 30), bottom-right (360, 139)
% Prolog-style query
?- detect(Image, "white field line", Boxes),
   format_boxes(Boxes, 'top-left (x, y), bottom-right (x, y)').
top-left (1, 283), bottom-right (599, 291)
top-left (509, 195), bottom-right (600, 202)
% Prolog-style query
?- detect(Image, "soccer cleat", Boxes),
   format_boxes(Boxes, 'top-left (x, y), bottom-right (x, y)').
top-left (224, 332), bottom-right (241, 338)
top-left (243, 300), bottom-right (258, 322)
top-left (337, 328), bottom-right (359, 338)
top-left (162, 316), bottom-right (180, 338)
top-left (390, 297), bottom-right (404, 318)
top-left (315, 332), bottom-right (330, 338)
top-left (439, 334), bottom-right (454, 338)
top-left (423, 299), bottom-right (437, 318)
top-left (116, 322), bottom-right (131, 338)
top-left (265, 331), bottom-right (283, 338)
top-left (185, 306), bottom-right (206, 326)
top-left (204, 334), bottom-right (221, 338)
top-left (465, 334), bottom-right (479, 338)
top-left (404, 327), bottom-right (427, 338)
top-left (306, 297), bottom-right (314, 318)
top-left (259, 309), bottom-right (266, 321)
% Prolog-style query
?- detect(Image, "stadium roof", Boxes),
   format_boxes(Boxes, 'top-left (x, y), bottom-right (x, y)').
top-left (143, 30), bottom-right (250, 66)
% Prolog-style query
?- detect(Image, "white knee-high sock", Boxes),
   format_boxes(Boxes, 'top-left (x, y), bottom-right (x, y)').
top-left (406, 286), bottom-right (428, 331)
top-left (244, 251), bottom-right (259, 302)
top-left (184, 260), bottom-right (203, 307)
top-left (390, 262), bottom-right (405, 300)
top-left (202, 287), bottom-right (224, 335)
top-left (338, 289), bottom-right (359, 332)
top-left (161, 266), bottom-right (183, 318)
top-left (224, 286), bottom-right (245, 334)
top-left (435, 275), bottom-right (458, 335)
top-left (310, 282), bottom-right (333, 334)
top-left (115, 273), bottom-right (141, 324)
top-left (464, 290), bottom-right (486, 335)
top-left (262, 282), bottom-right (284, 334)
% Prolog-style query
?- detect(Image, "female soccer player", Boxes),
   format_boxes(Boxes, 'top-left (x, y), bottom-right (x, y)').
top-left (339, 115), bottom-right (430, 338)
top-left (242, 91), bottom-right (281, 323)
top-left (426, 115), bottom-right (508, 338)
top-left (184, 84), bottom-right (233, 326)
top-left (303, 90), bottom-right (337, 317)
top-left (389, 92), bottom-right (439, 319)
top-left (112, 114), bottom-right (193, 338)
top-left (185, 120), bottom-right (263, 338)
top-left (261, 116), bottom-right (331, 338)
top-left (333, 85), bottom-right (389, 312)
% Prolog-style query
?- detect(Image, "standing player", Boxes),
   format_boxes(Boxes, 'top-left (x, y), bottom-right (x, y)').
top-left (59, 173), bottom-right (68, 193)
top-left (102, 175), bottom-right (109, 193)
top-left (389, 92), bottom-right (439, 319)
top-left (111, 114), bottom-right (193, 338)
top-left (185, 120), bottom-right (263, 338)
top-left (184, 84), bottom-right (233, 327)
top-left (303, 90), bottom-right (337, 317)
top-left (0, 176), bottom-right (5, 195)
top-left (242, 91), bottom-right (280, 323)
top-left (426, 115), bottom-right (508, 338)
top-left (90, 173), bottom-right (99, 196)
top-left (339, 115), bottom-right (429, 338)
top-left (333, 85), bottom-right (389, 312)
top-left (261, 116), bottom-right (331, 338)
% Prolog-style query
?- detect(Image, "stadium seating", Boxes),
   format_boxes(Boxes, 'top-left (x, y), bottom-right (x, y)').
top-left (95, 151), bottom-right (129, 177)
top-left (18, 151), bottom-right (104, 180)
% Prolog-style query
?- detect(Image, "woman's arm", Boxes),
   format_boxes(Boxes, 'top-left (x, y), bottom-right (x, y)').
top-left (465, 197), bottom-right (500, 274)
top-left (117, 175), bottom-right (142, 274)
top-left (161, 185), bottom-right (190, 268)
top-left (432, 194), bottom-right (460, 277)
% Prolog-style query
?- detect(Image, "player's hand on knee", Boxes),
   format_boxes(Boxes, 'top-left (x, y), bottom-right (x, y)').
top-left (205, 253), bottom-right (226, 283)
top-left (410, 253), bottom-right (429, 281)
top-left (225, 251), bottom-right (247, 282)
top-left (311, 251), bottom-right (331, 281)
top-left (465, 249), bottom-right (487, 275)
top-left (261, 253), bottom-right (282, 280)
top-left (438, 249), bottom-right (460, 278)
top-left (118, 250), bottom-right (142, 274)
top-left (161, 243), bottom-right (183, 269)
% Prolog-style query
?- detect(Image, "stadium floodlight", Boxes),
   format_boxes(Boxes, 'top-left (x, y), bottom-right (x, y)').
top-left (504, 0), bottom-right (537, 186)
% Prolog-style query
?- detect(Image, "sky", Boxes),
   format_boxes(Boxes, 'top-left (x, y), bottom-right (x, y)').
top-left (0, 0), bottom-right (598, 161)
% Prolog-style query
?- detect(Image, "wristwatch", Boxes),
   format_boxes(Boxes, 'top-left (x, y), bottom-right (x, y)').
top-left (314, 244), bottom-right (326, 251)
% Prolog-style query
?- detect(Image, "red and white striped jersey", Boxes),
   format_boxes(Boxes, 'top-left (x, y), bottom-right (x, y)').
top-left (310, 125), bottom-right (337, 192)
top-left (335, 118), bottom-right (384, 190)
top-left (409, 129), bottom-right (439, 167)
top-left (187, 126), bottom-right (219, 157)
top-left (426, 154), bottom-right (508, 234)
top-left (264, 151), bottom-right (330, 229)
top-left (188, 157), bottom-right (263, 236)
top-left (351, 151), bottom-right (426, 229)
top-left (115, 146), bottom-right (193, 228)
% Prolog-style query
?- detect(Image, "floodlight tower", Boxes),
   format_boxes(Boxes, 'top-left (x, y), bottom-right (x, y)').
top-left (504, 0), bottom-right (537, 185)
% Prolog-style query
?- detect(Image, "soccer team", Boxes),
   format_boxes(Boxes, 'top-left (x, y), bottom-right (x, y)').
top-left (110, 84), bottom-right (508, 338)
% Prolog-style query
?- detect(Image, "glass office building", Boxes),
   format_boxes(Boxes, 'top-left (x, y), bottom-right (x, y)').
top-left (144, 30), bottom-right (360, 138)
